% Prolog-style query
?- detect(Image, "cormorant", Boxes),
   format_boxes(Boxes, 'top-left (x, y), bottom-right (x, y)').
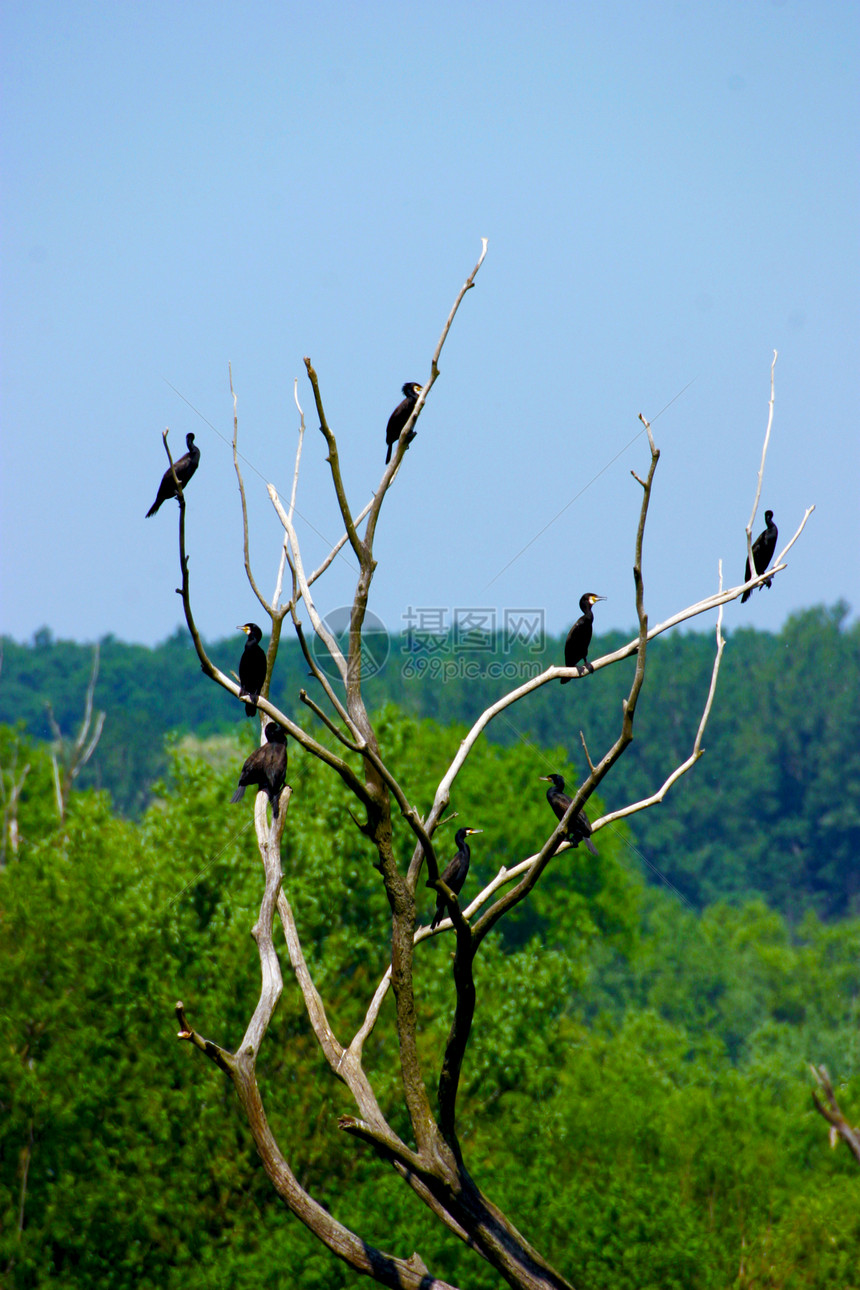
top-left (428, 827), bottom-right (482, 930)
top-left (385, 383), bottom-right (422, 464)
top-left (237, 623), bottom-right (267, 717)
top-left (561, 594), bottom-right (606, 681)
top-left (146, 433), bottom-right (200, 517)
top-left (539, 774), bottom-right (598, 854)
top-left (230, 723), bottom-right (288, 818)
top-left (741, 510), bottom-right (778, 603)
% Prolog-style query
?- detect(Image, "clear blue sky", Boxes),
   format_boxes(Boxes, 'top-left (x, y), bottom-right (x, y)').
top-left (2, 0), bottom-right (857, 647)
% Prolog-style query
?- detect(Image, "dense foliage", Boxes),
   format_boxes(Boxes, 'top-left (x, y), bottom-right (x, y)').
top-left (2, 603), bottom-right (858, 917)
top-left (2, 713), bottom-right (858, 1288)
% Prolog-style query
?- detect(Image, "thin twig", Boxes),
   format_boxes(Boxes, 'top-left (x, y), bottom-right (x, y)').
top-left (746, 350), bottom-right (778, 541)
top-left (268, 484), bottom-right (349, 686)
top-left (231, 365), bottom-right (275, 618)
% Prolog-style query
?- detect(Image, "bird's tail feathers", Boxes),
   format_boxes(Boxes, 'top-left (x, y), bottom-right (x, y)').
top-left (230, 786), bottom-right (246, 804)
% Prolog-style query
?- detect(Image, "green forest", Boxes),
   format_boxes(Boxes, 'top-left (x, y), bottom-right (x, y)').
top-left (2, 609), bottom-right (859, 1288)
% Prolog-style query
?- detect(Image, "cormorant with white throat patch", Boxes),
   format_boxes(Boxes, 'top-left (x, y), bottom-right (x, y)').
top-left (561, 594), bottom-right (605, 681)
top-left (385, 383), bottom-right (422, 464)
top-left (428, 827), bottom-right (482, 930)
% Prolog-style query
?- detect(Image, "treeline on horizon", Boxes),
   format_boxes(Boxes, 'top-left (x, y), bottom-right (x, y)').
top-left (1, 601), bottom-right (858, 921)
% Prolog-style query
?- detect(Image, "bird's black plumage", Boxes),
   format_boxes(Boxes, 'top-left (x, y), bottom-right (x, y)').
top-left (385, 382), bottom-right (422, 464)
top-left (237, 623), bottom-right (267, 717)
top-left (539, 774), bottom-right (598, 855)
top-left (428, 827), bottom-right (482, 930)
top-left (230, 723), bottom-right (288, 818)
top-left (561, 594), bottom-right (606, 681)
top-left (741, 510), bottom-right (778, 603)
top-left (145, 433), bottom-right (200, 517)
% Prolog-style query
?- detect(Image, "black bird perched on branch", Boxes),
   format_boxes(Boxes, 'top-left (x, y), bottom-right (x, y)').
top-left (539, 774), bottom-right (598, 855)
top-left (237, 623), bottom-right (267, 717)
top-left (428, 827), bottom-right (482, 930)
top-left (741, 510), bottom-right (778, 603)
top-left (145, 433), bottom-right (200, 517)
top-left (385, 382), bottom-right (422, 464)
top-left (230, 723), bottom-right (288, 818)
top-left (561, 594), bottom-right (606, 681)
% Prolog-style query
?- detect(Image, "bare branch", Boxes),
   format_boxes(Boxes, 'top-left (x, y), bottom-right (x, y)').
top-left (236, 786), bottom-right (292, 1062)
top-left (811, 1066), bottom-right (860, 1164)
top-left (368, 239), bottom-right (489, 539)
top-left (170, 481), bottom-right (376, 809)
top-left (467, 433), bottom-right (656, 949)
top-left (746, 349), bottom-right (777, 540)
top-left (269, 484), bottom-right (349, 686)
top-left (403, 501), bottom-right (813, 880)
top-left (175, 1001), bottom-right (235, 1075)
top-left (288, 378), bottom-right (306, 527)
top-left (593, 562), bottom-right (726, 830)
top-left (230, 1073), bottom-right (463, 1290)
top-left (231, 365), bottom-right (274, 618)
top-left (304, 357), bottom-right (365, 563)
top-left (306, 495), bottom-right (375, 587)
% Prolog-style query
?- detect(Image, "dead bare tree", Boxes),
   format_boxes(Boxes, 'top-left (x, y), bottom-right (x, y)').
top-left (45, 644), bottom-right (106, 824)
top-left (155, 244), bottom-right (813, 1289)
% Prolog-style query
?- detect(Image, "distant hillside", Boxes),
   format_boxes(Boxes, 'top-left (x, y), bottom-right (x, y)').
top-left (2, 603), bottom-right (858, 918)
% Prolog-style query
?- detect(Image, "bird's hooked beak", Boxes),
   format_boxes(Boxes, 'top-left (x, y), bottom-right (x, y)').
top-left (591, 595), bottom-right (607, 605)
top-left (465, 828), bottom-right (483, 836)
top-left (538, 775), bottom-right (552, 782)
top-left (237, 624), bottom-right (251, 634)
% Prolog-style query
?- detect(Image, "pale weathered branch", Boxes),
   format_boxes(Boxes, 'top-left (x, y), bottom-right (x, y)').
top-left (422, 429), bottom-right (659, 1163)
top-left (304, 357), bottom-right (365, 564)
top-left (231, 364), bottom-right (275, 620)
top-left (745, 349), bottom-right (777, 574)
top-left (403, 507), bottom-right (812, 896)
top-left (811, 1065), bottom-right (860, 1164)
top-left (594, 563), bottom-right (726, 830)
top-left (367, 239), bottom-right (489, 540)
top-left (236, 785), bottom-right (292, 1062)
top-left (170, 470), bottom-right (376, 809)
top-left (268, 484), bottom-right (349, 687)
top-left (469, 427), bottom-right (656, 949)
top-left (0, 754), bottom-right (30, 866)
